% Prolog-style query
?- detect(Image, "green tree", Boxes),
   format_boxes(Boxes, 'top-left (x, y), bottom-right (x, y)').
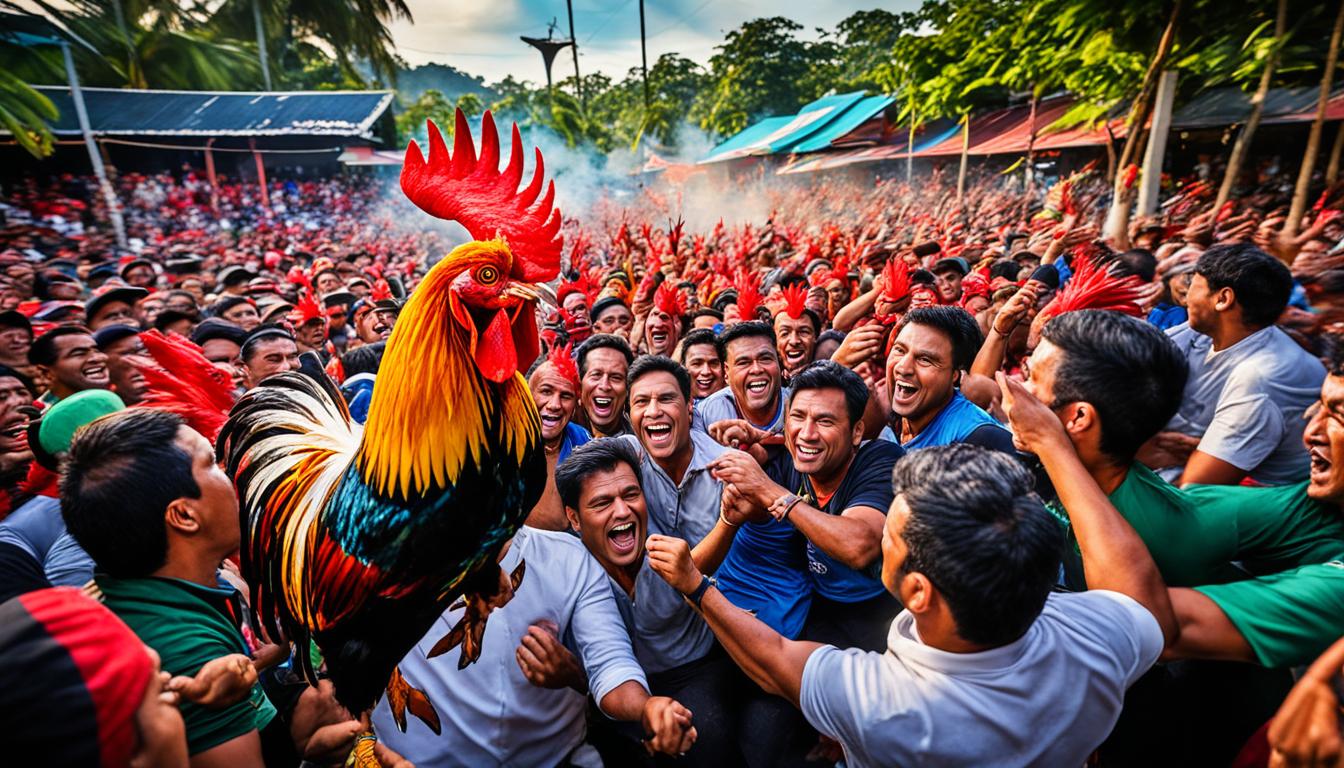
top-left (691, 17), bottom-right (839, 137)
top-left (0, 67), bottom-right (57, 158)
top-left (396, 88), bottom-right (454, 145)
top-left (455, 92), bottom-right (483, 117)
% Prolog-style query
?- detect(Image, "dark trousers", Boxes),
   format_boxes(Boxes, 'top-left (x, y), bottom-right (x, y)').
top-left (802, 591), bottom-right (901, 652)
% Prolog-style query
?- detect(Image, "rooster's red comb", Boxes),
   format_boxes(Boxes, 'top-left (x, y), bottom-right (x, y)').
top-left (401, 109), bottom-right (562, 283)
top-left (654, 283), bottom-right (686, 319)
top-left (735, 273), bottom-right (762, 320)
top-left (546, 343), bottom-right (579, 388)
top-left (781, 283), bottom-right (808, 320)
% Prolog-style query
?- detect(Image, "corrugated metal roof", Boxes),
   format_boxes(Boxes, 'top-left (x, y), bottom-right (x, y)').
top-left (28, 86), bottom-right (394, 138)
top-left (790, 95), bottom-right (894, 153)
top-left (1172, 87), bottom-right (1344, 129)
top-left (700, 115), bottom-right (797, 164)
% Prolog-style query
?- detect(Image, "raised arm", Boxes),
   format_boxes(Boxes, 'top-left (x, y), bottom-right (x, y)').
top-left (998, 373), bottom-right (1178, 646)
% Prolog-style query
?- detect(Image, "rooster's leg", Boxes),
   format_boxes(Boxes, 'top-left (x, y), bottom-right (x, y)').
top-left (426, 560), bottom-right (526, 670)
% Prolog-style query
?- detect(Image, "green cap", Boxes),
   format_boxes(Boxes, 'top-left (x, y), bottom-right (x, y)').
top-left (39, 389), bottom-right (125, 456)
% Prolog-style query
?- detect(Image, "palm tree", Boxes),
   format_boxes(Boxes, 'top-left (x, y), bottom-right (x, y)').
top-left (0, 66), bottom-right (57, 157)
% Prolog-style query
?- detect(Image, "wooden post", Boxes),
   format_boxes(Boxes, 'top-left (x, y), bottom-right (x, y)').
top-left (956, 114), bottom-right (969, 204)
top-left (1327, 121), bottom-right (1344, 187)
top-left (1137, 70), bottom-right (1179, 216)
top-left (204, 137), bottom-right (220, 215)
top-left (61, 40), bottom-right (126, 248)
top-left (1286, 0), bottom-right (1344, 236)
top-left (1215, 0), bottom-right (1287, 210)
top-left (250, 138), bottom-right (270, 211)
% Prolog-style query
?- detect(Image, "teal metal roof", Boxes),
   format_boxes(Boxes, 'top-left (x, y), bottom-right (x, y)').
top-left (758, 91), bottom-right (867, 154)
top-left (700, 115), bottom-right (796, 164)
top-left (789, 94), bottom-right (894, 153)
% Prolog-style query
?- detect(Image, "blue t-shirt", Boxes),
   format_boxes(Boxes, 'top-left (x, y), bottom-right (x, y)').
top-left (716, 517), bottom-right (812, 639)
top-left (558, 422), bottom-right (591, 464)
top-left (769, 440), bottom-right (904, 603)
top-left (902, 391), bottom-right (1007, 451)
top-left (1147, 303), bottom-right (1188, 331)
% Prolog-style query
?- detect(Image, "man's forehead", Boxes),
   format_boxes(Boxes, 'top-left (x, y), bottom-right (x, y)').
top-left (585, 347), bottom-right (627, 370)
top-left (685, 343), bottom-right (718, 361)
top-left (791, 386), bottom-right (845, 412)
top-left (1323, 374), bottom-right (1344, 406)
top-left (530, 363), bottom-right (577, 394)
top-left (581, 464), bottom-right (640, 500)
top-left (728, 335), bottom-right (772, 356)
top-left (630, 371), bottom-right (680, 399)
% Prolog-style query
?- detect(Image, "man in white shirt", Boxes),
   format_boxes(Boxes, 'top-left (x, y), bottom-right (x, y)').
top-left (646, 417), bottom-right (1176, 767)
top-left (1152, 243), bottom-right (1324, 486)
top-left (372, 525), bottom-right (695, 768)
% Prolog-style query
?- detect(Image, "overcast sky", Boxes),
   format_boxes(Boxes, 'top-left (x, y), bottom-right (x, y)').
top-left (391, 1), bottom-right (920, 86)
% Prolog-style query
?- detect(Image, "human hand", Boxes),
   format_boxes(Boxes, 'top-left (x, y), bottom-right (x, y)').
top-left (832, 323), bottom-right (886, 368)
top-left (641, 696), bottom-right (697, 756)
top-left (708, 419), bottom-right (769, 450)
top-left (302, 712), bottom-right (416, 767)
top-left (991, 284), bottom-right (1040, 335)
top-left (167, 654), bottom-right (257, 709)
top-left (996, 371), bottom-right (1069, 455)
top-left (721, 481), bottom-right (766, 526)
top-left (1267, 636), bottom-right (1344, 768)
top-left (710, 449), bottom-right (783, 508)
top-left (516, 620), bottom-right (587, 692)
top-left (645, 534), bottom-right (702, 595)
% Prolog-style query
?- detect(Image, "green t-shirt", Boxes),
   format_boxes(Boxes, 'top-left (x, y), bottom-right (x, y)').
top-left (1052, 467), bottom-right (1344, 589)
top-left (98, 574), bottom-right (277, 755)
top-left (1196, 559), bottom-right (1344, 667)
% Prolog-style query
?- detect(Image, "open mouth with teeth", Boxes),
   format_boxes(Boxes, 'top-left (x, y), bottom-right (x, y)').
top-left (644, 422), bottom-right (674, 448)
top-left (650, 331), bottom-right (669, 347)
top-left (795, 444), bottom-right (823, 459)
top-left (784, 347), bottom-right (807, 367)
top-left (744, 378), bottom-right (770, 400)
top-left (694, 375), bottom-right (717, 392)
top-left (891, 379), bottom-right (920, 408)
top-left (590, 396), bottom-right (614, 420)
top-left (1310, 446), bottom-right (1332, 483)
top-left (539, 413), bottom-right (563, 432)
top-left (608, 520), bottom-right (638, 556)
top-left (83, 363), bottom-right (109, 383)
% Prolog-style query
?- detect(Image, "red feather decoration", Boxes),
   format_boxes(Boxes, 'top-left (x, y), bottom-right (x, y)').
top-left (546, 343), bottom-right (579, 388)
top-left (881, 258), bottom-right (911, 303)
top-left (781, 283), bottom-right (808, 320)
top-left (654, 283), bottom-right (687, 318)
top-left (289, 289), bottom-right (325, 327)
top-left (133, 330), bottom-right (237, 442)
top-left (735, 272), bottom-right (762, 321)
top-left (400, 110), bottom-right (561, 283)
top-left (1043, 256), bottom-right (1145, 319)
top-left (371, 279), bottom-right (393, 302)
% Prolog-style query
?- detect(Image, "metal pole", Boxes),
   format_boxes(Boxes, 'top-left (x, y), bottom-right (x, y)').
top-left (61, 41), bottom-right (126, 249)
top-left (250, 138), bottom-right (270, 211)
top-left (638, 0), bottom-right (650, 110)
top-left (1137, 70), bottom-right (1178, 217)
top-left (566, 0), bottom-right (582, 107)
top-left (252, 0), bottom-right (272, 90)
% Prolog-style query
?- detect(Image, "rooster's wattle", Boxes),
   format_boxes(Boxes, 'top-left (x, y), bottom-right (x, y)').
top-left (216, 109), bottom-right (559, 715)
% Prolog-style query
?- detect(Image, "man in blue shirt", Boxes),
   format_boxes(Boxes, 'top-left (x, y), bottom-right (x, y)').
top-left (886, 306), bottom-right (1013, 451)
top-left (694, 322), bottom-right (789, 454)
top-left (524, 346), bottom-right (591, 531)
top-left (711, 360), bottom-right (904, 653)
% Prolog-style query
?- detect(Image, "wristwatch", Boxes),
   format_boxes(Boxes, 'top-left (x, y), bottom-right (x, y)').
top-left (687, 575), bottom-right (715, 608)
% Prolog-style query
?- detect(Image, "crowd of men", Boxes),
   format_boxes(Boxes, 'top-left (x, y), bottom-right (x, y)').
top-left (3, 161), bottom-right (1344, 768)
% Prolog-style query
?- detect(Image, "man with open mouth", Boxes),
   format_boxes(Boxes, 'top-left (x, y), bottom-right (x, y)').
top-left (558, 439), bottom-right (746, 766)
top-left (677, 329), bottom-right (726, 403)
top-left (708, 361), bottom-right (904, 653)
top-left (885, 307), bottom-right (1013, 453)
top-left (642, 284), bottom-right (684, 359)
top-left (694, 322), bottom-right (789, 455)
top-left (525, 344), bottom-right (591, 532)
top-left (772, 285), bottom-right (821, 380)
top-left (577, 334), bottom-right (634, 438)
top-left (28, 325), bottom-right (112, 405)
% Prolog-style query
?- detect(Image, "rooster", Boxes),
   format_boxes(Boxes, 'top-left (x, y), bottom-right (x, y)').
top-left (216, 109), bottom-right (559, 715)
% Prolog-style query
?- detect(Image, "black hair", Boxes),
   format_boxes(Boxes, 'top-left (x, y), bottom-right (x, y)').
top-left (1041, 310), bottom-right (1188, 461)
top-left (989, 260), bottom-right (1022, 282)
top-left (589, 296), bottom-right (630, 323)
top-left (691, 308), bottom-right (723, 322)
top-left (576, 334), bottom-right (634, 377)
top-left (240, 326), bottom-right (297, 364)
top-left (628, 355), bottom-right (691, 401)
top-left (897, 307), bottom-right (983, 371)
top-left (1109, 249), bottom-right (1158, 283)
top-left (788, 359), bottom-right (868, 426)
top-left (1195, 243), bottom-right (1293, 328)
top-left (341, 341), bottom-right (386, 378)
top-left (152, 310), bottom-right (194, 333)
top-left (775, 306), bottom-right (822, 334)
top-left (60, 409), bottom-right (200, 578)
top-left (891, 444), bottom-right (1063, 646)
top-left (678, 328), bottom-right (720, 364)
top-left (716, 321), bottom-right (776, 362)
top-left (554, 437), bottom-right (643, 511)
top-left (0, 363), bottom-right (34, 395)
top-left (28, 325), bottom-right (93, 367)
top-left (816, 328), bottom-right (846, 347)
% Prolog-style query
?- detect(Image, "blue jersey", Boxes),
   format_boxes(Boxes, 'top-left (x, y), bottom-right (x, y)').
top-left (770, 440), bottom-right (904, 603)
top-left (716, 516), bottom-right (812, 639)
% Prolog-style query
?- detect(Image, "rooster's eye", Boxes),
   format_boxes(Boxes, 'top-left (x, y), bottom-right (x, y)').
top-left (476, 266), bottom-right (499, 285)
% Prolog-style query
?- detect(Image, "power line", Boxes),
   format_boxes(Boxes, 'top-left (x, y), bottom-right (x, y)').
top-left (583, 0), bottom-right (635, 44)
top-left (647, 0), bottom-right (714, 41)
top-left (396, 44), bottom-right (522, 58)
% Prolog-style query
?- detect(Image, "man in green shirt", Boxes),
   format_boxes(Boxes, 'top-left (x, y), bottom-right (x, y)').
top-left (1016, 310), bottom-right (1344, 668)
top-left (1026, 310), bottom-right (1344, 591)
top-left (60, 409), bottom-right (277, 765)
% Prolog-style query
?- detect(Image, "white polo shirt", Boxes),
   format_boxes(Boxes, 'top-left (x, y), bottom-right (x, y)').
top-left (373, 527), bottom-right (647, 768)
top-left (800, 590), bottom-right (1163, 767)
